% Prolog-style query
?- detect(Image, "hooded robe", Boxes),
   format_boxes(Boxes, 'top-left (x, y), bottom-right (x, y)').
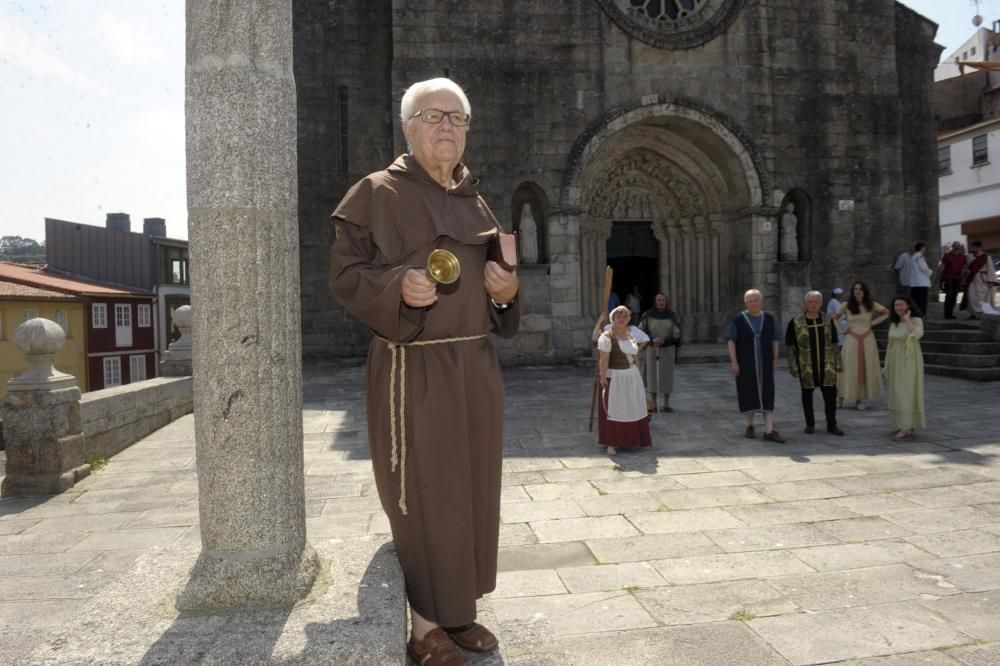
top-left (329, 154), bottom-right (520, 626)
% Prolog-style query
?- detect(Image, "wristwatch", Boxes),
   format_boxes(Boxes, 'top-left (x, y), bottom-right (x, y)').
top-left (490, 297), bottom-right (514, 312)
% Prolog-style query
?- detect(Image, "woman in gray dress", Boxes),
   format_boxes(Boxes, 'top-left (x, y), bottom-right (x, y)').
top-left (639, 293), bottom-right (681, 412)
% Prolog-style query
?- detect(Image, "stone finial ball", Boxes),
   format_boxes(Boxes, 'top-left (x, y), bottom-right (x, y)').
top-left (173, 305), bottom-right (192, 327)
top-left (14, 317), bottom-right (66, 355)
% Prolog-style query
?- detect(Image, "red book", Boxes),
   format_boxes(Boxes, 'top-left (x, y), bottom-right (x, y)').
top-left (489, 232), bottom-right (518, 272)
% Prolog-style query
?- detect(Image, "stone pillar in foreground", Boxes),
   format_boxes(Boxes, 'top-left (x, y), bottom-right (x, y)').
top-left (159, 305), bottom-right (192, 377)
top-left (1, 318), bottom-right (88, 497)
top-left (178, 0), bottom-right (319, 609)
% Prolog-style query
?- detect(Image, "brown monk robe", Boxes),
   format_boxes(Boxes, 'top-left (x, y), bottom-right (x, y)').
top-left (329, 153), bottom-right (520, 627)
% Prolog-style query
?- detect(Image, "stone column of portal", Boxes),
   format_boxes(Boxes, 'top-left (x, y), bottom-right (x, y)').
top-left (178, 0), bottom-right (319, 609)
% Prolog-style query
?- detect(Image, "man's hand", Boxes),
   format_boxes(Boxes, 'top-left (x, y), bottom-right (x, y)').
top-left (485, 261), bottom-right (519, 304)
top-left (402, 269), bottom-right (437, 307)
top-left (730, 361), bottom-right (740, 377)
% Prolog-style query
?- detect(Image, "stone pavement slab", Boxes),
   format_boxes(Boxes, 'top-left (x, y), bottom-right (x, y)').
top-left (3, 361), bottom-right (1000, 664)
top-left (917, 591), bottom-right (1000, 642)
top-left (910, 552), bottom-right (1000, 592)
top-left (555, 561), bottom-right (665, 592)
top-left (492, 622), bottom-right (790, 665)
top-left (945, 642), bottom-right (1000, 665)
top-left (833, 652), bottom-right (963, 665)
top-left (585, 532), bottom-right (721, 563)
top-left (20, 537), bottom-right (405, 665)
top-left (748, 602), bottom-right (973, 664)
top-left (651, 549), bottom-right (815, 584)
top-left (703, 523), bottom-right (839, 552)
top-left (634, 579), bottom-right (798, 625)
top-left (766, 563), bottom-right (960, 611)
top-left (788, 540), bottom-right (930, 571)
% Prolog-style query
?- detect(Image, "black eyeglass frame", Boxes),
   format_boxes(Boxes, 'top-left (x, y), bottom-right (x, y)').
top-left (408, 108), bottom-right (472, 126)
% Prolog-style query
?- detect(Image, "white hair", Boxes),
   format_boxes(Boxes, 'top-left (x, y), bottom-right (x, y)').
top-left (609, 305), bottom-right (631, 320)
top-left (743, 289), bottom-right (762, 301)
top-left (804, 290), bottom-right (823, 301)
top-left (399, 78), bottom-right (472, 123)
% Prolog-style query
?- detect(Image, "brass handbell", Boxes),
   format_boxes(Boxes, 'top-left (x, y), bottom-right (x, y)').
top-left (426, 248), bottom-right (461, 285)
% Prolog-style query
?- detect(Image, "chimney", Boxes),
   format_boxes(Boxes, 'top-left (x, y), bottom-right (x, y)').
top-left (106, 212), bottom-right (131, 232)
top-left (143, 217), bottom-right (167, 237)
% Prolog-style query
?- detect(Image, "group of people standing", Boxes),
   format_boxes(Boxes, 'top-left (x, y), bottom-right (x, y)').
top-left (591, 293), bottom-right (681, 454)
top-left (896, 239), bottom-right (996, 319)
top-left (594, 278), bottom-right (930, 454)
top-left (729, 283), bottom-right (926, 443)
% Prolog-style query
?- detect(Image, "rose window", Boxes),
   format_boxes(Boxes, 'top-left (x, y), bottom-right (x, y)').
top-left (598, 0), bottom-right (745, 49)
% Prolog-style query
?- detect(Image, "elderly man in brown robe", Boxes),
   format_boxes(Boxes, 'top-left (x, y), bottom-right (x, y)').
top-left (329, 78), bottom-right (520, 665)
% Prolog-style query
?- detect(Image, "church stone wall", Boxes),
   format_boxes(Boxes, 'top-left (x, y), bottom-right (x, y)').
top-left (295, 0), bottom-right (941, 362)
top-left (294, 1), bottom-right (394, 359)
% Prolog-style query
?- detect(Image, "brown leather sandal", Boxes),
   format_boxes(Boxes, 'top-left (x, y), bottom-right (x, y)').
top-left (407, 628), bottom-right (467, 665)
top-left (445, 622), bottom-right (499, 653)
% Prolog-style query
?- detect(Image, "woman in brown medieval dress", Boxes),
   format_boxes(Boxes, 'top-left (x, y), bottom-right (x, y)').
top-left (597, 305), bottom-right (653, 454)
top-left (329, 78), bottom-right (519, 665)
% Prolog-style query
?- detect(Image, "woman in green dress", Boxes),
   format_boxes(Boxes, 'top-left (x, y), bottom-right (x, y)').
top-left (884, 296), bottom-right (924, 441)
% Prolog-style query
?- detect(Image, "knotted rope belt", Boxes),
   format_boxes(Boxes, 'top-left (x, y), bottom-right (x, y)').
top-left (377, 334), bottom-right (488, 516)
top-left (846, 328), bottom-right (872, 385)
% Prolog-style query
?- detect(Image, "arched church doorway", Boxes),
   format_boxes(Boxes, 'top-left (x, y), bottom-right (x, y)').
top-left (607, 221), bottom-right (658, 317)
top-left (569, 100), bottom-right (767, 341)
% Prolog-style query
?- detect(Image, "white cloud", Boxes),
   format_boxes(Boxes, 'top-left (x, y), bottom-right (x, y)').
top-left (0, 10), bottom-right (108, 94)
top-left (96, 12), bottom-right (167, 65)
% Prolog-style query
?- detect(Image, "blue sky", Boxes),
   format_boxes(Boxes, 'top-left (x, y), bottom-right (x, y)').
top-left (0, 1), bottom-right (995, 243)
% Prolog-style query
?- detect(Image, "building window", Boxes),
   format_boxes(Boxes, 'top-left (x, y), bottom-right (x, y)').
top-left (114, 303), bottom-right (133, 347)
top-left (115, 304), bottom-right (131, 328)
top-left (971, 46), bottom-right (976, 56)
top-left (55, 309), bottom-right (69, 334)
top-left (973, 134), bottom-right (989, 166)
top-left (103, 356), bottom-right (122, 387)
top-left (169, 258), bottom-right (189, 285)
top-left (938, 146), bottom-right (951, 174)
top-left (92, 303), bottom-right (108, 328)
top-left (138, 304), bottom-right (151, 327)
top-left (23, 308), bottom-right (39, 322)
top-left (129, 355), bottom-right (147, 382)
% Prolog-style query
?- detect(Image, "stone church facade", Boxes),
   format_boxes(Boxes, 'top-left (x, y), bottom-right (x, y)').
top-left (295, 0), bottom-right (942, 362)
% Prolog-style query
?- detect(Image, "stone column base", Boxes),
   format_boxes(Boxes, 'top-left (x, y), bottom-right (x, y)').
top-left (1, 463), bottom-right (90, 497)
top-left (176, 540), bottom-right (322, 610)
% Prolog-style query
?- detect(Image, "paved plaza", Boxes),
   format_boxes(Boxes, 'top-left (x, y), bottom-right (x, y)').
top-left (2, 358), bottom-right (1000, 664)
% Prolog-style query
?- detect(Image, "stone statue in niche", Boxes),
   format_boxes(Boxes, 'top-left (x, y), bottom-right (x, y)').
top-left (518, 203), bottom-right (539, 264)
top-left (779, 203), bottom-right (799, 262)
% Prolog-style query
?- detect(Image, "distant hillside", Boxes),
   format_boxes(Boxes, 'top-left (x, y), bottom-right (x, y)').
top-left (0, 236), bottom-right (46, 265)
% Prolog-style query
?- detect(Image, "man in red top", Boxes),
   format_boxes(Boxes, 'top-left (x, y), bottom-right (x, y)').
top-left (939, 241), bottom-right (967, 320)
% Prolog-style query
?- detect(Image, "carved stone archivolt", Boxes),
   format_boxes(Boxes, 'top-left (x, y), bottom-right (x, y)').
top-left (577, 122), bottom-right (753, 328)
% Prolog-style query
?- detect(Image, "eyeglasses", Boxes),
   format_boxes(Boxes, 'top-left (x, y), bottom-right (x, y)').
top-left (409, 108), bottom-right (471, 126)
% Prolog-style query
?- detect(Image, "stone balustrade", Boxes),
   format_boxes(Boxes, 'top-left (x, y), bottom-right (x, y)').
top-left (80, 377), bottom-right (192, 460)
top-left (2, 316), bottom-right (192, 496)
top-left (160, 304), bottom-right (192, 377)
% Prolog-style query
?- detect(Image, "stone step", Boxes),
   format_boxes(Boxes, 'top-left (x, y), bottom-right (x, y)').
top-left (874, 329), bottom-right (993, 343)
top-left (925, 363), bottom-right (1000, 381)
top-left (922, 319), bottom-right (982, 331)
top-left (906, 340), bottom-right (1000, 354)
top-left (922, 352), bottom-right (1000, 368)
